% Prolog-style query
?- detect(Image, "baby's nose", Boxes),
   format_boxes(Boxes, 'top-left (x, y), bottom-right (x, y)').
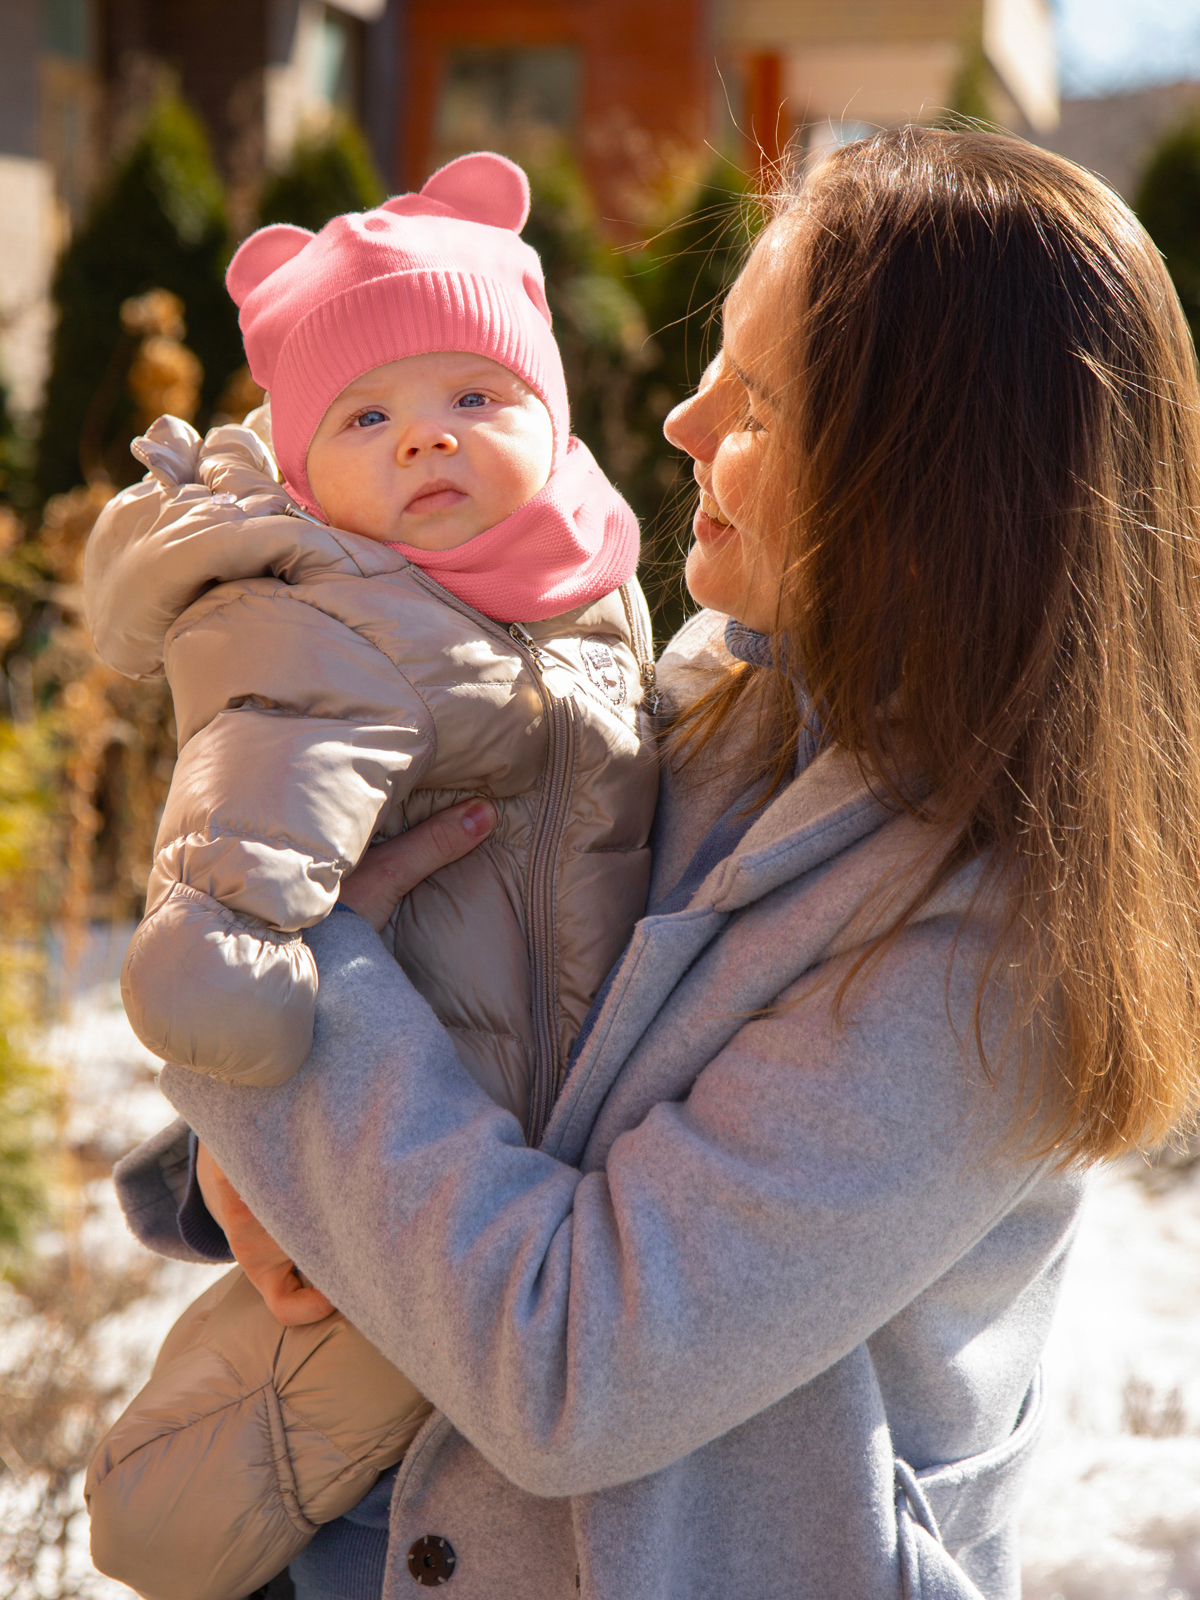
top-left (398, 423), bottom-right (458, 460)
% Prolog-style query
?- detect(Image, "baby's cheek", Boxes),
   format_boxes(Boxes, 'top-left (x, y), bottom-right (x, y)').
top-left (481, 424), bottom-right (552, 510)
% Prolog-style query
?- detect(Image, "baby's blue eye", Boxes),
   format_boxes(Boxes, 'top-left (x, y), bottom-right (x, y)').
top-left (456, 392), bottom-right (488, 409)
top-left (352, 408), bottom-right (388, 428)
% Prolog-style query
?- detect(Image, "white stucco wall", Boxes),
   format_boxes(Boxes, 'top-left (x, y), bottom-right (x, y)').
top-left (0, 154), bottom-right (56, 416)
top-left (984, 0), bottom-right (1059, 130)
top-left (785, 40), bottom-right (961, 127)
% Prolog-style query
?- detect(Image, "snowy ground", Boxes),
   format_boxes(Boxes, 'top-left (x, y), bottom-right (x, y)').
top-left (1, 928), bottom-right (227, 1600)
top-left (3, 929), bottom-right (1200, 1598)
top-left (1021, 1158), bottom-right (1200, 1600)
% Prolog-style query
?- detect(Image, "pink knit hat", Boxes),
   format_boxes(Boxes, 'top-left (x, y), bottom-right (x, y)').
top-left (225, 152), bottom-right (570, 516)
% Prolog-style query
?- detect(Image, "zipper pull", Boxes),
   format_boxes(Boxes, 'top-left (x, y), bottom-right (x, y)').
top-left (617, 581), bottom-right (660, 715)
top-left (509, 621), bottom-right (550, 667)
top-left (282, 502), bottom-right (327, 526)
top-left (638, 660), bottom-right (660, 715)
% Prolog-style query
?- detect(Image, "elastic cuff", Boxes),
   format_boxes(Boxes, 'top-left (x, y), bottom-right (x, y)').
top-left (177, 1129), bottom-right (235, 1263)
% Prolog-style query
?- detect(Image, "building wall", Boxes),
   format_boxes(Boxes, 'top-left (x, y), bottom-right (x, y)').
top-left (403, 0), bottom-right (709, 225)
top-left (718, 0), bottom-right (981, 47)
top-left (1, 0), bottom-right (1067, 416)
top-left (0, 0), bottom-right (67, 414)
top-left (722, 0), bottom-right (1057, 142)
top-left (784, 41), bottom-right (962, 130)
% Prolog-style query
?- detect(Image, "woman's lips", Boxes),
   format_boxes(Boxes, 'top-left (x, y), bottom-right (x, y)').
top-left (694, 488), bottom-right (737, 543)
top-left (403, 481), bottom-right (467, 514)
top-left (699, 488), bottom-right (730, 526)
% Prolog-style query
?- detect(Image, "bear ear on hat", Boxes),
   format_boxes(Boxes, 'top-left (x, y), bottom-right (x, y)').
top-left (226, 224), bottom-right (313, 307)
top-left (417, 152), bottom-right (530, 233)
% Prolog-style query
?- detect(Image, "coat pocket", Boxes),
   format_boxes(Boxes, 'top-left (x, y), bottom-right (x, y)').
top-left (893, 1367), bottom-right (1045, 1599)
top-left (85, 1268), bottom-right (432, 1600)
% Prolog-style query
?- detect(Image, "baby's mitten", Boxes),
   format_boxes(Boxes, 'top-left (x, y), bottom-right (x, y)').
top-left (198, 422), bottom-right (296, 518)
top-left (130, 413), bottom-right (203, 489)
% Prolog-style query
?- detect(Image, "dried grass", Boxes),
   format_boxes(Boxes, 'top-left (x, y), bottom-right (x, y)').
top-left (0, 1239), bottom-right (161, 1599)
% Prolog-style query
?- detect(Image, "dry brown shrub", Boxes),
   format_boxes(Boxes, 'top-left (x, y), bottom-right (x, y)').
top-left (0, 1236), bottom-right (161, 1598)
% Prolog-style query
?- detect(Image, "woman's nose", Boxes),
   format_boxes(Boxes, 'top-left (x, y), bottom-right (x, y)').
top-left (663, 389), bottom-right (718, 464)
top-left (397, 422), bottom-right (458, 461)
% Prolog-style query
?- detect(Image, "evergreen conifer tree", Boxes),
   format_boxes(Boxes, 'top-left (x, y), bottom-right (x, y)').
top-left (1137, 115), bottom-right (1200, 345)
top-left (623, 162), bottom-right (757, 640)
top-left (0, 380), bottom-right (33, 516)
top-left (523, 152), bottom-right (754, 641)
top-left (522, 152), bottom-right (648, 486)
top-left (35, 93), bottom-right (241, 505)
top-left (257, 118), bottom-right (384, 232)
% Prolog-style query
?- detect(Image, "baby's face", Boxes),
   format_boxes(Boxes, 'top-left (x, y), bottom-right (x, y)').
top-left (306, 353), bottom-right (554, 548)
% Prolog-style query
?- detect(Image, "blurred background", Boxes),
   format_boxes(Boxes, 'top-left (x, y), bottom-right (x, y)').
top-left (3, 1), bottom-right (1200, 1596)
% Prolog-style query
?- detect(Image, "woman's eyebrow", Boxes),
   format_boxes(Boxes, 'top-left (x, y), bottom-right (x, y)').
top-left (727, 356), bottom-right (771, 401)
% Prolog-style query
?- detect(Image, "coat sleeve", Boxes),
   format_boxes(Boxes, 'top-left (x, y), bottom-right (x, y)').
top-left (159, 909), bottom-right (1074, 1498)
top-left (122, 589), bottom-right (437, 1088)
top-left (107, 1118), bottom-right (221, 1264)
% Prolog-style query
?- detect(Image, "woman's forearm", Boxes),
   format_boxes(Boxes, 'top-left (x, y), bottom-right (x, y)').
top-left (162, 909), bottom-right (1071, 1497)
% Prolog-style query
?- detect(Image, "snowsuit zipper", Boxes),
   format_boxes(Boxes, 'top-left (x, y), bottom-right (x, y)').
top-left (618, 582), bottom-right (659, 714)
top-left (508, 622), bottom-right (576, 1145)
top-left (406, 571), bottom-right (579, 1148)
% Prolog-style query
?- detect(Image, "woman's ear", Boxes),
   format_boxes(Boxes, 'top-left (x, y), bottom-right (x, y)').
top-left (226, 224), bottom-right (314, 307)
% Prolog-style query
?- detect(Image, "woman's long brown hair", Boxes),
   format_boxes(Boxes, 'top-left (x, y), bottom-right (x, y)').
top-left (674, 127), bottom-right (1200, 1162)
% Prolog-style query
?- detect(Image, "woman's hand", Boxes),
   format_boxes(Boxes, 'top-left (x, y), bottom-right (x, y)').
top-left (339, 796), bottom-right (497, 931)
top-left (196, 1142), bottom-right (335, 1325)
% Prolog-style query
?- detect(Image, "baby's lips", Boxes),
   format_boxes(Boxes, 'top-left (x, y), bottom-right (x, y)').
top-left (404, 479), bottom-right (466, 514)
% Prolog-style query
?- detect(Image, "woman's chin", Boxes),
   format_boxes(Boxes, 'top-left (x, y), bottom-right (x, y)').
top-left (684, 540), bottom-right (747, 618)
top-left (685, 536), bottom-right (783, 633)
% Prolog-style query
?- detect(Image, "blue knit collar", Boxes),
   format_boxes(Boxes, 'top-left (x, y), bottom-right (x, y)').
top-left (723, 617), bottom-right (825, 772)
top-left (723, 618), bottom-right (776, 669)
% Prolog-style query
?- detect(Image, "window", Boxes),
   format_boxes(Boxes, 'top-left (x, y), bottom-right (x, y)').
top-left (435, 46), bottom-right (580, 156)
top-left (42, 0), bottom-right (91, 62)
top-left (305, 6), bottom-right (362, 116)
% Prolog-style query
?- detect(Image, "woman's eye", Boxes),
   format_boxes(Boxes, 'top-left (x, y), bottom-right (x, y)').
top-left (351, 409), bottom-right (388, 428)
top-left (456, 392), bottom-right (489, 410)
top-left (741, 410), bottom-right (766, 433)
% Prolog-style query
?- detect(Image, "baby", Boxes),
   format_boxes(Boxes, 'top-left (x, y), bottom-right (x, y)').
top-left (82, 153), bottom-right (659, 1597)
top-left (85, 150), bottom-right (658, 1136)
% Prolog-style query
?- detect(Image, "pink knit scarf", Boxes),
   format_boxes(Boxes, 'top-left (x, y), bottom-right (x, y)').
top-left (386, 437), bottom-right (639, 623)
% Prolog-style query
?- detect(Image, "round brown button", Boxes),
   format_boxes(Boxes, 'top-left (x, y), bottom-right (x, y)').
top-left (408, 1534), bottom-right (457, 1586)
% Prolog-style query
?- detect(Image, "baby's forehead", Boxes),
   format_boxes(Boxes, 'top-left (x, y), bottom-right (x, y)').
top-left (338, 352), bottom-right (529, 399)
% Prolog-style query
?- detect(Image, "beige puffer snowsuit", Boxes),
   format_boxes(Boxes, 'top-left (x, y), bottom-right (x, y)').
top-left (87, 1264), bottom-right (433, 1600)
top-left (84, 412), bottom-right (659, 1144)
top-left (82, 411), bottom-right (659, 1599)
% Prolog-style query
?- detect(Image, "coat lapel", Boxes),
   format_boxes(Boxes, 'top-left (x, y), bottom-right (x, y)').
top-left (541, 905), bottom-right (729, 1163)
top-left (541, 747), bottom-right (897, 1167)
top-left (706, 745), bottom-right (896, 912)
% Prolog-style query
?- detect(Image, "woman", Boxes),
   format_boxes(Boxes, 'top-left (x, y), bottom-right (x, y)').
top-left (113, 128), bottom-right (1200, 1599)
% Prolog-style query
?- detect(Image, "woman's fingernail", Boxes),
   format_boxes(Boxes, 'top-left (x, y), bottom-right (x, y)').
top-left (462, 800), bottom-right (496, 836)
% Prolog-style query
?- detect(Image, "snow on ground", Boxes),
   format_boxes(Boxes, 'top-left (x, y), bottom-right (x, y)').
top-left (4, 928), bottom-right (1200, 1597)
top-left (1, 927), bottom-right (227, 1600)
top-left (1021, 1160), bottom-right (1200, 1599)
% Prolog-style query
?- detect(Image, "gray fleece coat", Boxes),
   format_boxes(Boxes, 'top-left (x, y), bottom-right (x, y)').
top-left (117, 613), bottom-right (1086, 1600)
